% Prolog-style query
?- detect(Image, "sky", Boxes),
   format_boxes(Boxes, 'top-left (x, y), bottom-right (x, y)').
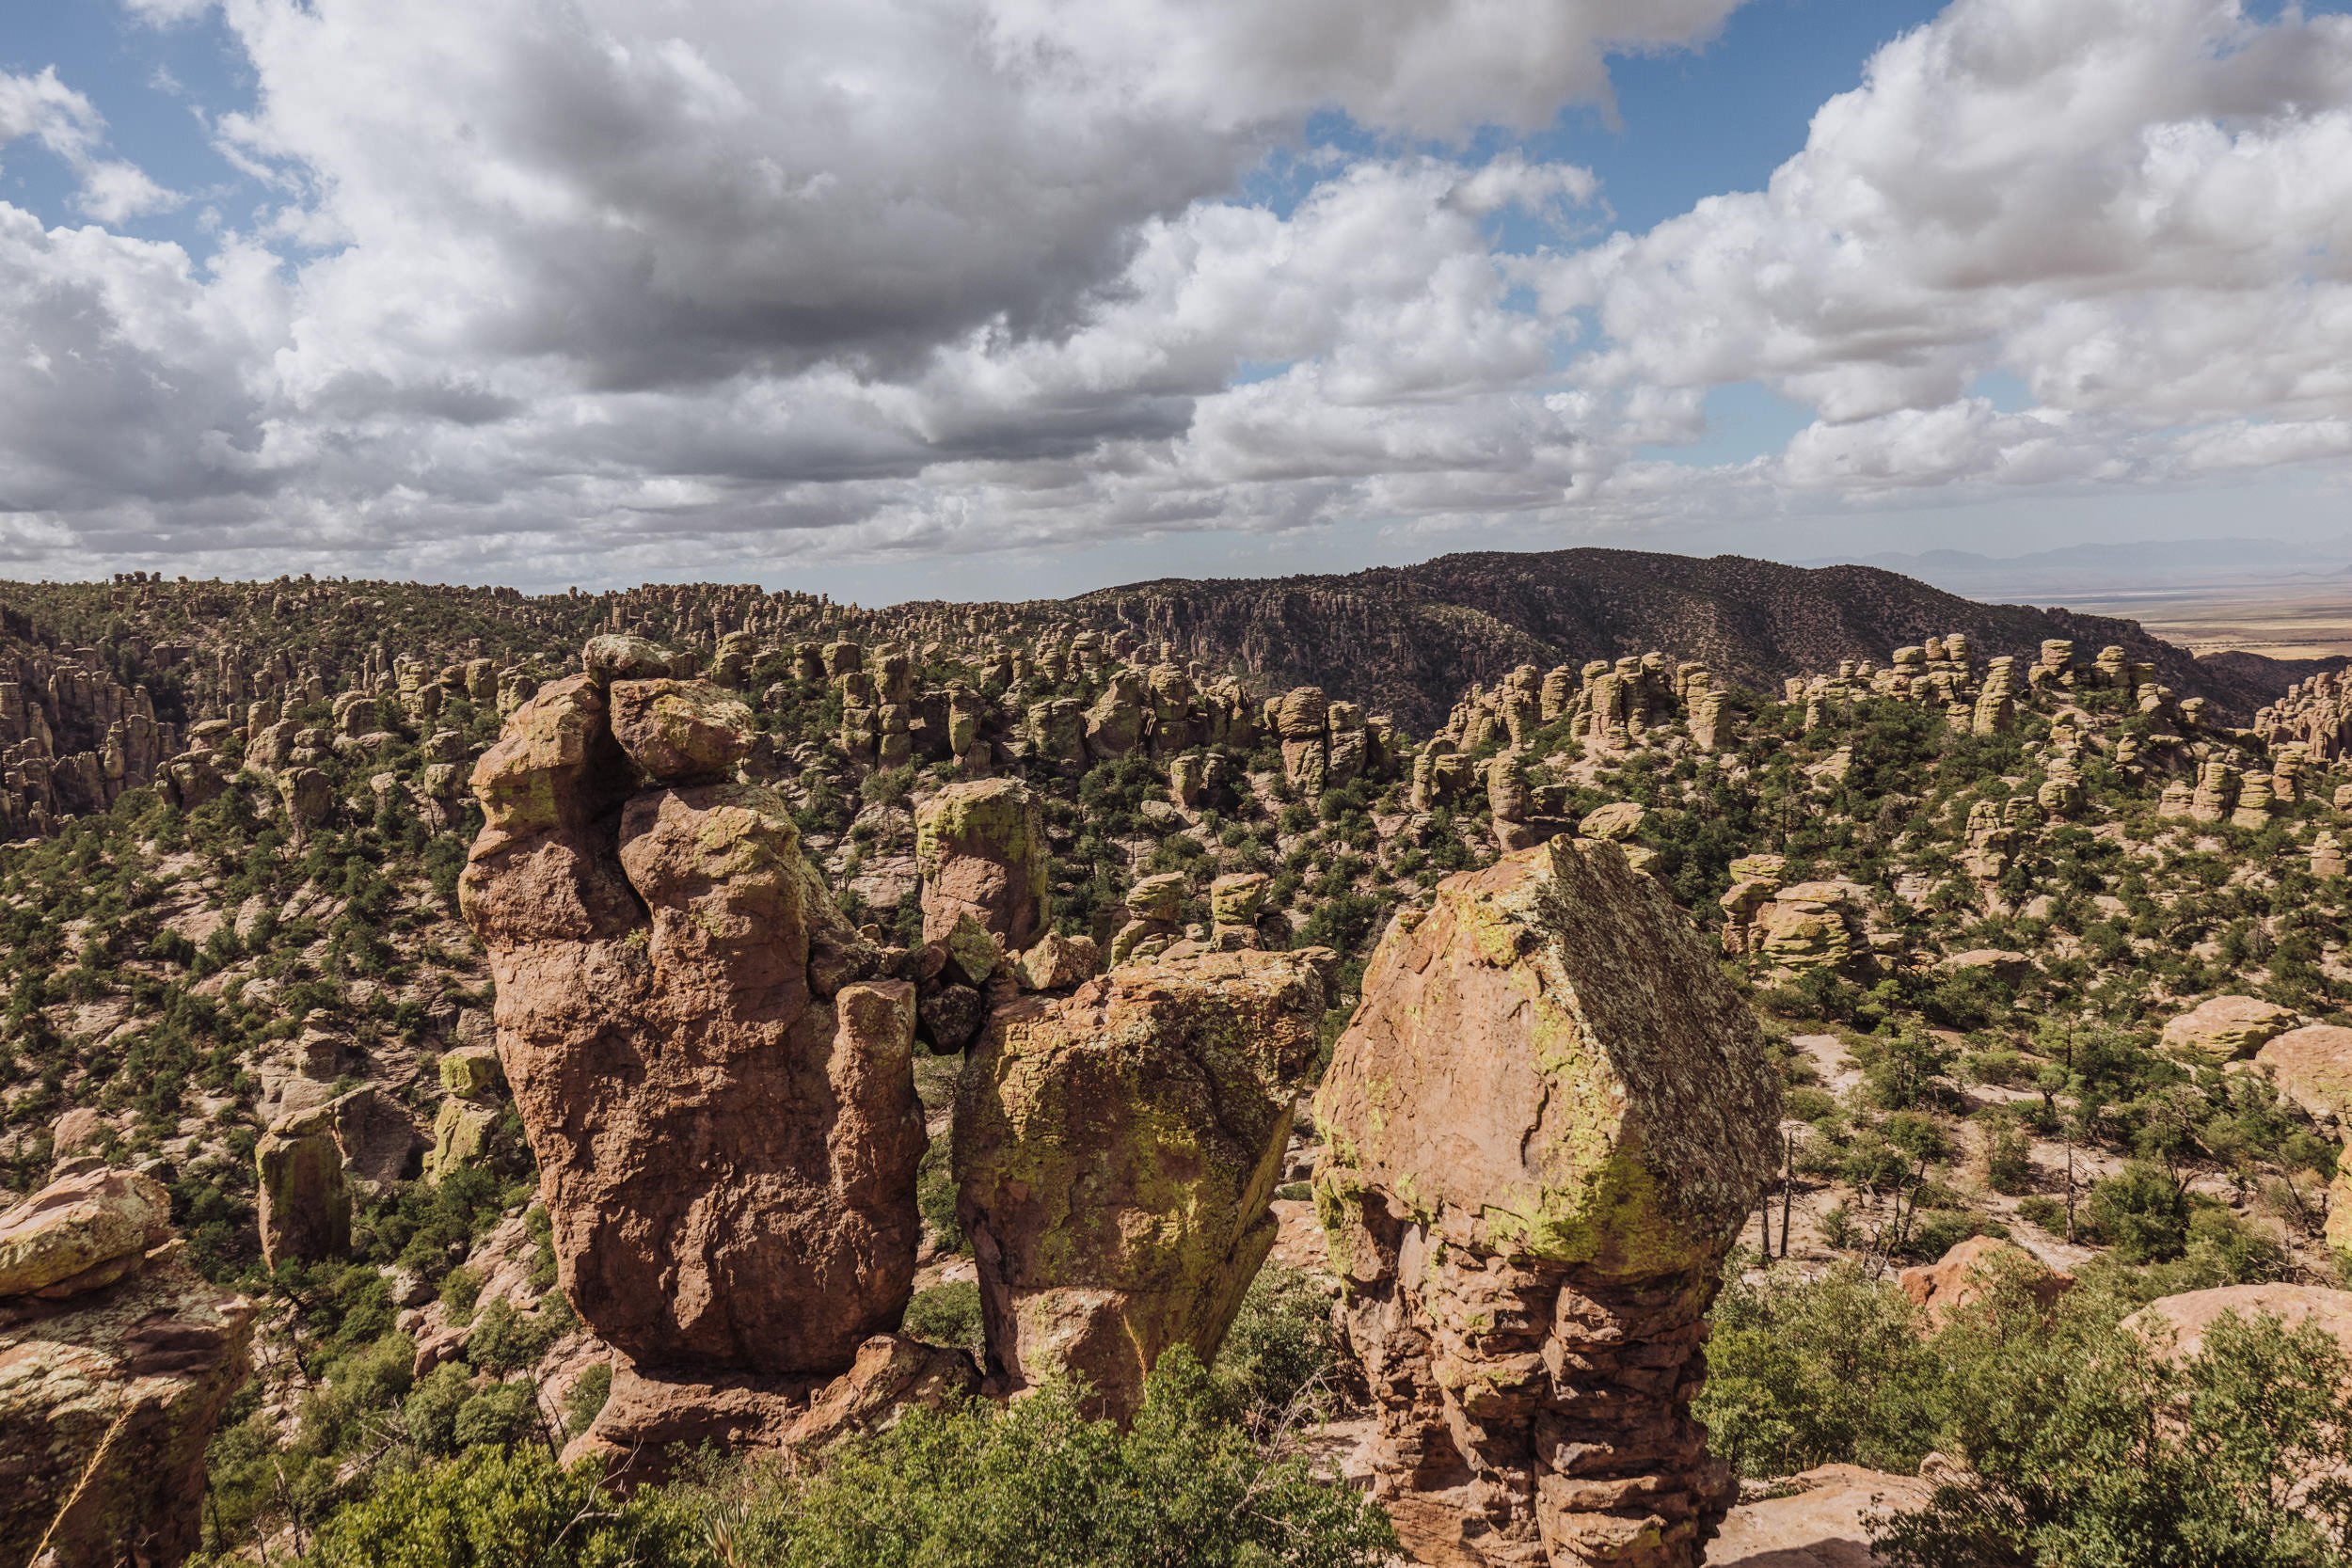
top-left (4, 0), bottom-right (2352, 601)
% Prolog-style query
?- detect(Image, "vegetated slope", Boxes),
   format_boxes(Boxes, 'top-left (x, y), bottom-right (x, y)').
top-left (1057, 547), bottom-right (2329, 729)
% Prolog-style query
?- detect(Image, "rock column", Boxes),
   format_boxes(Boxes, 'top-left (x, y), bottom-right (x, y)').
top-left (1313, 838), bottom-right (1780, 1568)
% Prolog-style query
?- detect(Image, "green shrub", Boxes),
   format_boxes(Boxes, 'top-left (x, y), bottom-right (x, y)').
top-left (902, 1280), bottom-right (984, 1357)
top-left (1214, 1262), bottom-right (1339, 1415)
top-left (663, 1348), bottom-right (1395, 1568)
top-left (564, 1362), bottom-right (613, 1439)
top-left (452, 1380), bottom-right (541, 1450)
top-left (309, 1442), bottom-right (682, 1567)
top-left (2086, 1163), bottom-right (2192, 1262)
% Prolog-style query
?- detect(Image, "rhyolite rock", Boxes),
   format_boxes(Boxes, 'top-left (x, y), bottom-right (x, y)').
top-left (1312, 837), bottom-right (1781, 1568)
top-left (0, 1169), bottom-right (172, 1300)
top-left (0, 1252), bottom-right (256, 1568)
top-left (2161, 995), bottom-right (2296, 1063)
top-left (257, 1102), bottom-right (353, 1266)
top-left (955, 947), bottom-right (1334, 1421)
top-left (461, 653), bottom-right (924, 1459)
top-left (1897, 1235), bottom-right (2072, 1327)
top-left (914, 778), bottom-right (1049, 951)
top-left (2255, 1024), bottom-right (2352, 1128)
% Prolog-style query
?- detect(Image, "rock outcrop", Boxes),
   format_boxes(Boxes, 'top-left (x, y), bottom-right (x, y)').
top-left (0, 1174), bottom-right (255, 1568)
top-left (1313, 837), bottom-right (1781, 1568)
top-left (460, 652), bottom-right (925, 1455)
top-left (2255, 1025), bottom-right (2352, 1130)
top-left (1896, 1235), bottom-right (2073, 1327)
top-left (954, 947), bottom-right (1333, 1421)
top-left (2160, 995), bottom-right (2296, 1063)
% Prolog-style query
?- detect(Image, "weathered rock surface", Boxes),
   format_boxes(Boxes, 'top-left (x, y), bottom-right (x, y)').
top-left (2160, 995), bottom-right (2296, 1063)
top-left (2255, 1024), bottom-right (2352, 1129)
top-left (955, 947), bottom-right (1332, 1420)
top-left (1312, 837), bottom-right (1781, 1568)
top-left (782, 1331), bottom-right (979, 1450)
top-left (0, 1170), bottom-right (172, 1300)
top-left (914, 778), bottom-right (1049, 950)
top-left (0, 1246), bottom-right (254, 1568)
top-left (461, 657), bottom-right (925, 1412)
top-left (256, 1104), bottom-right (352, 1267)
top-left (1895, 1236), bottom-right (2072, 1327)
top-left (2122, 1283), bottom-right (2352, 1370)
top-left (1705, 1465), bottom-right (1931, 1567)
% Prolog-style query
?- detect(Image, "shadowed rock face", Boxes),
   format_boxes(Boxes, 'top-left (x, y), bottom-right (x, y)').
top-left (460, 660), bottom-right (923, 1383)
top-left (1312, 838), bottom-right (1781, 1568)
top-left (0, 1175), bottom-right (255, 1568)
top-left (954, 947), bottom-right (1333, 1421)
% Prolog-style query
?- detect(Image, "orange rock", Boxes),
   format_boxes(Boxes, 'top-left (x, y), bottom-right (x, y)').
top-left (2122, 1283), bottom-right (2352, 1367)
top-left (1896, 1236), bottom-right (2073, 1326)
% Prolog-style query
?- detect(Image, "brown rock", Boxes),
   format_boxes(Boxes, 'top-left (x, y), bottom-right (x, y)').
top-left (783, 1331), bottom-right (979, 1450)
top-left (0, 1256), bottom-right (256, 1568)
top-left (256, 1103), bottom-right (352, 1267)
top-left (461, 657), bottom-right (925, 1402)
top-left (564, 1360), bottom-right (818, 1483)
top-left (1706, 1465), bottom-right (1932, 1567)
top-left (1896, 1236), bottom-right (2072, 1327)
top-left (0, 1170), bottom-right (172, 1300)
top-left (608, 678), bottom-right (753, 782)
top-left (1312, 837), bottom-right (1780, 1568)
top-left (2123, 1283), bottom-right (2352, 1370)
top-left (2255, 1024), bottom-right (2352, 1128)
top-left (914, 779), bottom-right (1049, 951)
top-left (955, 948), bottom-right (1332, 1421)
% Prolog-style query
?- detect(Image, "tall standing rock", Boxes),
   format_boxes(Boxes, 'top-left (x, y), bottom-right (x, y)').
top-left (460, 649), bottom-right (924, 1459)
top-left (955, 948), bottom-right (1333, 1421)
top-left (1314, 838), bottom-right (1780, 1568)
top-left (914, 779), bottom-right (1049, 951)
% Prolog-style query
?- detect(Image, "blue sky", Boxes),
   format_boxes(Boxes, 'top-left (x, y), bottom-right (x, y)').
top-left (5, 0), bottom-right (2352, 598)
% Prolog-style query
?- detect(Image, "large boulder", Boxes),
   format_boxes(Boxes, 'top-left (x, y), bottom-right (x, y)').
top-left (1312, 837), bottom-right (1782, 1568)
top-left (460, 656), bottom-right (923, 1457)
top-left (2161, 995), bottom-right (2296, 1063)
top-left (1896, 1235), bottom-right (2072, 1327)
top-left (955, 947), bottom-right (1332, 1421)
top-left (2123, 1284), bottom-right (2352, 1370)
top-left (0, 1255), bottom-right (256, 1568)
top-left (2255, 1025), bottom-right (2352, 1129)
top-left (0, 1169), bottom-right (172, 1299)
top-left (914, 778), bottom-right (1049, 951)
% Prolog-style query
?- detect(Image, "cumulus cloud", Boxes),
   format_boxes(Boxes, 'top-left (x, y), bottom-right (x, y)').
top-left (8, 0), bottom-right (2352, 584)
top-left (0, 67), bottom-right (183, 222)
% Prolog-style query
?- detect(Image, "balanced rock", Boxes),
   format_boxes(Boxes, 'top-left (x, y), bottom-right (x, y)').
top-left (1312, 837), bottom-right (1781, 1568)
top-left (0, 1252), bottom-right (256, 1568)
top-left (2160, 995), bottom-right (2296, 1062)
top-left (955, 947), bottom-right (1333, 1421)
top-left (914, 779), bottom-right (1048, 951)
top-left (257, 1103), bottom-right (353, 1266)
top-left (460, 655), bottom-right (922, 1446)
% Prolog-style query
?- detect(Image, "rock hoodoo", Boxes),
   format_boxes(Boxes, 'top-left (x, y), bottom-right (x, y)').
top-left (0, 1171), bottom-right (256, 1568)
top-left (955, 947), bottom-right (1334, 1421)
top-left (460, 647), bottom-right (925, 1460)
top-left (1313, 837), bottom-right (1781, 1568)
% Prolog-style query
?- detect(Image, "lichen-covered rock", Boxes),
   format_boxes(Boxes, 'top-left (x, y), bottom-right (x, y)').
top-left (461, 654), bottom-right (923, 1405)
top-left (955, 947), bottom-right (1333, 1421)
top-left (914, 779), bottom-right (1049, 951)
top-left (2160, 995), bottom-right (2296, 1063)
top-left (438, 1044), bottom-right (501, 1100)
top-left (1312, 837), bottom-right (1780, 1568)
top-left (0, 1170), bottom-right (171, 1300)
top-left (1751, 881), bottom-right (1869, 978)
top-left (581, 634), bottom-right (675, 682)
top-left (0, 1256), bottom-right (256, 1568)
top-left (427, 1100), bottom-right (499, 1180)
top-left (1015, 930), bottom-right (1098, 990)
top-left (257, 1103), bottom-right (353, 1266)
top-left (609, 678), bottom-right (753, 782)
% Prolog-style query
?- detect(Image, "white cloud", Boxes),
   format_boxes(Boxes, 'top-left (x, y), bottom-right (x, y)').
top-left (0, 68), bottom-right (184, 222)
top-left (10, 0), bottom-right (2352, 586)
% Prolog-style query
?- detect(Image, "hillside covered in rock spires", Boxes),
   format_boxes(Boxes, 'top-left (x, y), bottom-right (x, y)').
top-left (2, 561), bottom-right (2350, 1567)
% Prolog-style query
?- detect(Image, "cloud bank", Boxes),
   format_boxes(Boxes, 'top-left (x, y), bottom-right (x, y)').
top-left (4, 0), bottom-right (2352, 585)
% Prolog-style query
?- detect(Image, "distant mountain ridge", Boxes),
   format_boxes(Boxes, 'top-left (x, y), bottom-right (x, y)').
top-left (1050, 546), bottom-right (2339, 731)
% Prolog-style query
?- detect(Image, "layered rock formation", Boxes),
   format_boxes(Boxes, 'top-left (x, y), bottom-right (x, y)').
top-left (955, 947), bottom-right (1333, 1420)
top-left (1, 1170), bottom-right (255, 1568)
top-left (1313, 837), bottom-right (1781, 1568)
top-left (459, 643), bottom-right (926, 1456)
